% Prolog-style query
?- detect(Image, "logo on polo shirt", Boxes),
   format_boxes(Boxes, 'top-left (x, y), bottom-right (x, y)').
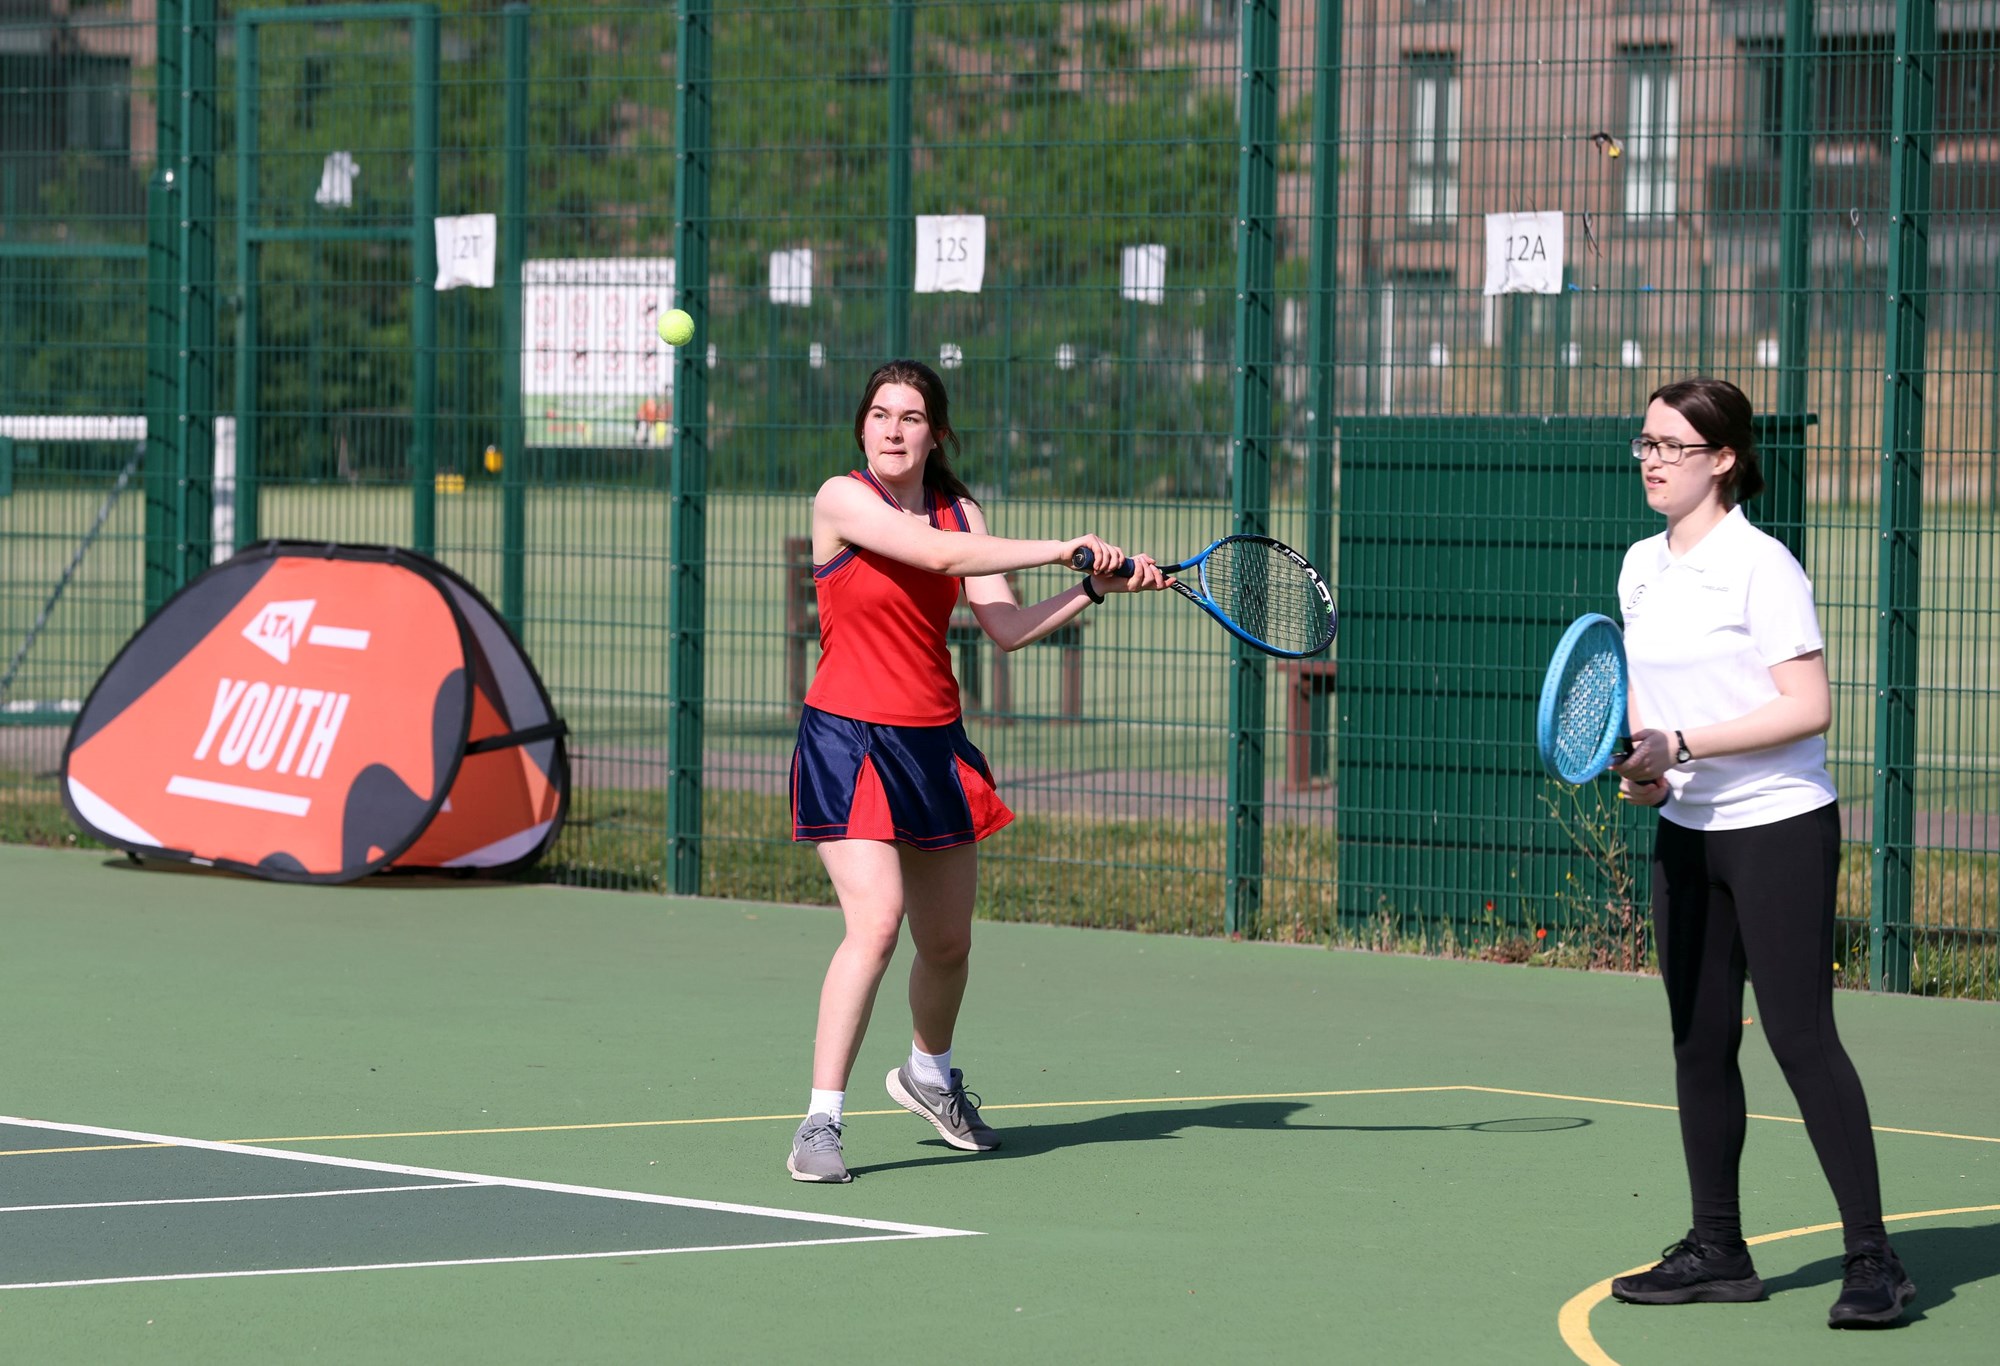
top-left (1624, 584), bottom-right (1647, 615)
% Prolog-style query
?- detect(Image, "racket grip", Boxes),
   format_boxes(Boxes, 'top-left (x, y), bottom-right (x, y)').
top-left (1068, 547), bottom-right (1137, 578)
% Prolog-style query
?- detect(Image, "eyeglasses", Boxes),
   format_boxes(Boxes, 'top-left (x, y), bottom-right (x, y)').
top-left (1629, 437), bottom-right (1721, 464)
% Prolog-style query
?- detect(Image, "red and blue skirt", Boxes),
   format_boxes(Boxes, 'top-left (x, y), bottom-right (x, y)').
top-left (790, 705), bottom-right (1014, 848)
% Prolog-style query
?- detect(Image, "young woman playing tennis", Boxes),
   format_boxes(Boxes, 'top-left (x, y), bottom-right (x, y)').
top-left (786, 359), bottom-right (1166, 1183)
top-left (1607, 376), bottom-right (1913, 1327)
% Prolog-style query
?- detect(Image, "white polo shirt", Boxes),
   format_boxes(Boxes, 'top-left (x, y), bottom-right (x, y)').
top-left (1616, 505), bottom-right (1837, 831)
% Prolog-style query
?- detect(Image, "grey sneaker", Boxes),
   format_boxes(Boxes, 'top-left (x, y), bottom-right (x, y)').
top-left (786, 1112), bottom-right (851, 1183)
top-left (885, 1065), bottom-right (1000, 1151)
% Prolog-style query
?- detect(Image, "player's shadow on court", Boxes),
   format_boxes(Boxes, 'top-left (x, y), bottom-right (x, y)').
top-left (849, 1102), bottom-right (1591, 1177)
top-left (1758, 1220), bottom-right (2000, 1328)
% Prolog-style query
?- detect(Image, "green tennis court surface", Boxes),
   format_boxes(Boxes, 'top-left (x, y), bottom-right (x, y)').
top-left (0, 1117), bottom-right (971, 1290)
top-left (0, 844), bottom-right (1994, 1364)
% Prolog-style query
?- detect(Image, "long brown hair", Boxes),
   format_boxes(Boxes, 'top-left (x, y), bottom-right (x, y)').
top-left (851, 359), bottom-right (976, 507)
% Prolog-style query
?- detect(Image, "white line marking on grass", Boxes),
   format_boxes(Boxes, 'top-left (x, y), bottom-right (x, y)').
top-left (0, 1116), bottom-right (978, 1240)
top-left (0, 1182), bottom-right (485, 1214)
top-left (0, 1235), bottom-right (948, 1291)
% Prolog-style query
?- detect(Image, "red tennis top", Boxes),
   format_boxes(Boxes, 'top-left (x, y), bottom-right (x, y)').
top-left (803, 469), bottom-right (971, 726)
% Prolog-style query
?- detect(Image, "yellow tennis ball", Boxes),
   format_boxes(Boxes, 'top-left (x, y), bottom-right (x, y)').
top-left (658, 308), bottom-right (695, 347)
top-left (483, 444), bottom-right (502, 474)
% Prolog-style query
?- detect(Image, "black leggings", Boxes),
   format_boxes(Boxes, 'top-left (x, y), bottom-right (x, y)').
top-left (1651, 803), bottom-right (1886, 1252)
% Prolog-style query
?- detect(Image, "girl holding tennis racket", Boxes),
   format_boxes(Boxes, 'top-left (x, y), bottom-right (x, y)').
top-left (784, 359), bottom-right (1167, 1184)
top-left (1605, 377), bottom-right (1912, 1327)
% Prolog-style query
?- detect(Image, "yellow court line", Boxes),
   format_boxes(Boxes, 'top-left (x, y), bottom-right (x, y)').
top-left (0, 1087), bottom-right (1459, 1155)
top-left (1462, 1085), bottom-right (2000, 1145)
top-left (1559, 1204), bottom-right (2000, 1366)
top-left (228, 1087), bottom-right (1450, 1146)
top-left (5, 1084), bottom-right (1994, 1155)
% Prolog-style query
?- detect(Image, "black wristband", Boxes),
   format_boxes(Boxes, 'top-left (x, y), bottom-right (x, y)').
top-left (1080, 576), bottom-right (1105, 605)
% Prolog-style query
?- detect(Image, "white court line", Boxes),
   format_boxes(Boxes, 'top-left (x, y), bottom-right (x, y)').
top-left (1, 1182), bottom-right (485, 1214)
top-left (3, 1236), bottom-right (941, 1292)
top-left (0, 1115), bottom-right (974, 1238)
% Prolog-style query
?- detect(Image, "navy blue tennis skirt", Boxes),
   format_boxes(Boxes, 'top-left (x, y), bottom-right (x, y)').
top-left (790, 705), bottom-right (1014, 848)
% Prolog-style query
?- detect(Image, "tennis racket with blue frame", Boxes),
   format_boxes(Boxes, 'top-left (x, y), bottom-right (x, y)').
top-left (1536, 613), bottom-right (1631, 784)
top-left (1071, 534), bottom-right (1336, 659)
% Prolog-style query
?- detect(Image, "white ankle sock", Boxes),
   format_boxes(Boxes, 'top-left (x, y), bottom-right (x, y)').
top-left (907, 1045), bottom-right (952, 1091)
top-left (808, 1089), bottom-right (844, 1124)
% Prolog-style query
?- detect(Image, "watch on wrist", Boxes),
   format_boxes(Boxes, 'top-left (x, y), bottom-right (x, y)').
top-left (1674, 730), bottom-right (1693, 765)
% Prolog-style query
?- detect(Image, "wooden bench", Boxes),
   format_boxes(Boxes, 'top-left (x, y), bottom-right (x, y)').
top-left (1278, 658), bottom-right (1339, 789)
top-left (785, 537), bottom-right (1087, 720)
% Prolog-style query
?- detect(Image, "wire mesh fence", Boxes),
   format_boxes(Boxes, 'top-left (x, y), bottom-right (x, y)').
top-left (0, 0), bottom-right (1992, 997)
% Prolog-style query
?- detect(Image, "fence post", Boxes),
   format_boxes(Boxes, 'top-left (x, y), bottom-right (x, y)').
top-left (1304, 0), bottom-right (1341, 793)
top-left (1764, 0), bottom-right (1815, 564)
top-left (1225, 0), bottom-right (1280, 937)
top-left (409, 7), bottom-right (439, 555)
top-left (884, 0), bottom-right (913, 360)
top-left (500, 2), bottom-right (530, 632)
top-left (171, 0), bottom-right (217, 584)
top-left (668, 0), bottom-right (714, 896)
top-left (143, 0), bottom-right (183, 617)
top-left (231, 13), bottom-right (259, 554)
top-left (1871, 0), bottom-right (1935, 993)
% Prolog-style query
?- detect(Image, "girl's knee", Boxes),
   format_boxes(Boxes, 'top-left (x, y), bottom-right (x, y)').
top-left (915, 937), bottom-right (971, 972)
top-left (840, 923), bottom-right (901, 968)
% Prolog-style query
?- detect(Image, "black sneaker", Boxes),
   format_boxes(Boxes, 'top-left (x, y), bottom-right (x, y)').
top-left (1827, 1244), bottom-right (1916, 1328)
top-left (1610, 1231), bottom-right (1765, 1305)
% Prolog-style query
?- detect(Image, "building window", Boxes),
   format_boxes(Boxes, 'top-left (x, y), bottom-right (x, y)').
top-left (1744, 41), bottom-right (1784, 160)
top-left (1623, 48), bottom-right (1677, 220)
top-left (1406, 55), bottom-right (1460, 227)
top-left (63, 55), bottom-right (132, 157)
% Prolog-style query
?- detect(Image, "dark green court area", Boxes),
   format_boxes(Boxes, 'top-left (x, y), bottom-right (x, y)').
top-left (0, 844), bottom-right (1994, 1364)
top-left (0, 1119), bottom-right (967, 1290)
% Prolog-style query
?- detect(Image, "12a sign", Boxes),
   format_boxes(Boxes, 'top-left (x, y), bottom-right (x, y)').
top-left (1483, 212), bottom-right (1565, 296)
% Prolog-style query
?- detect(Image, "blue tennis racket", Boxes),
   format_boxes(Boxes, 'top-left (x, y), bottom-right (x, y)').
top-left (1536, 613), bottom-right (1630, 783)
top-left (1071, 534), bottom-right (1336, 658)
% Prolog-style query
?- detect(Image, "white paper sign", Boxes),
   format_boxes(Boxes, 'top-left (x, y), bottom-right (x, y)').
top-left (522, 257), bottom-right (674, 396)
top-left (769, 248), bottom-right (813, 307)
top-left (1121, 244), bottom-right (1167, 304)
top-left (435, 213), bottom-right (498, 290)
top-left (914, 215), bottom-right (986, 294)
top-left (315, 150), bottom-right (358, 209)
top-left (522, 257), bottom-right (674, 447)
top-left (1482, 211), bottom-right (1564, 296)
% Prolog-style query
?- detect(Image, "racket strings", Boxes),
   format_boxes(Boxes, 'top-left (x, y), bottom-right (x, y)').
top-left (1200, 541), bottom-right (1332, 655)
top-left (1552, 646), bottom-right (1622, 771)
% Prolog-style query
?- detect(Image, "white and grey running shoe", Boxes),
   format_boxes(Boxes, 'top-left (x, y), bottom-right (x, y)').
top-left (786, 1112), bottom-right (852, 1183)
top-left (885, 1065), bottom-right (1000, 1151)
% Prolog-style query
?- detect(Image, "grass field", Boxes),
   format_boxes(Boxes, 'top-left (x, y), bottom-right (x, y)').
top-left (3, 478), bottom-right (1996, 995)
top-left (6, 480), bottom-right (1997, 774)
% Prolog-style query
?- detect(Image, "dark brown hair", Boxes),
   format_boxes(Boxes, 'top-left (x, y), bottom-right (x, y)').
top-left (851, 359), bottom-right (976, 507)
top-left (1648, 376), bottom-right (1764, 506)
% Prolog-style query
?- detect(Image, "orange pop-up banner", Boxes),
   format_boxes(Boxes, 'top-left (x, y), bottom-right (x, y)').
top-left (64, 542), bottom-right (568, 883)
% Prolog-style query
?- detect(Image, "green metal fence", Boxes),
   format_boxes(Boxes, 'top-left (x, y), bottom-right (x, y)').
top-left (1, 0), bottom-right (1993, 998)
